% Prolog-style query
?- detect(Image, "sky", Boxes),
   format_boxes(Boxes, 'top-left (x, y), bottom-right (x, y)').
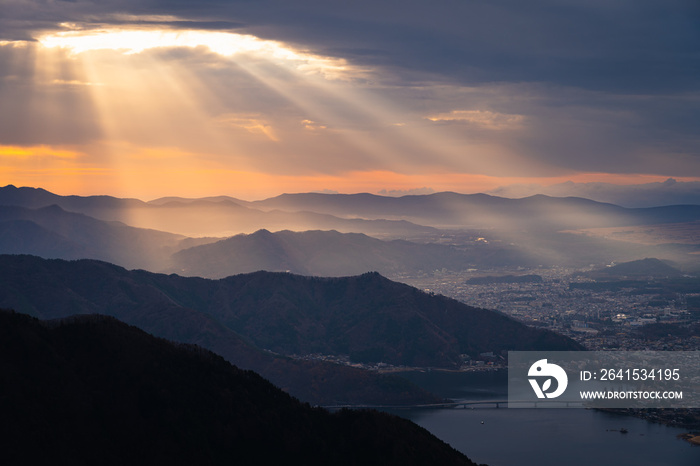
top-left (1, 0), bottom-right (699, 200)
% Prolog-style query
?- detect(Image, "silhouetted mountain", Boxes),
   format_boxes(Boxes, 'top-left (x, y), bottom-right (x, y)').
top-left (169, 229), bottom-right (493, 278)
top-left (0, 218), bottom-right (86, 257)
top-left (0, 184), bottom-right (146, 210)
top-left (585, 258), bottom-right (685, 280)
top-left (0, 255), bottom-right (443, 405)
top-left (0, 310), bottom-right (477, 466)
top-left (0, 204), bottom-right (190, 270)
top-left (0, 255), bottom-right (582, 373)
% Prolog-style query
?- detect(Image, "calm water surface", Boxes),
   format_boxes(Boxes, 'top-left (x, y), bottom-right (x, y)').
top-left (390, 370), bottom-right (699, 466)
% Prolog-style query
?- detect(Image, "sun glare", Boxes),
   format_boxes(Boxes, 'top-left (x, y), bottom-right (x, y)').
top-left (37, 28), bottom-right (351, 79)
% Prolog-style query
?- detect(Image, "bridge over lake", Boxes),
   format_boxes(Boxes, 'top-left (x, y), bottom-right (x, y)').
top-left (323, 399), bottom-right (584, 410)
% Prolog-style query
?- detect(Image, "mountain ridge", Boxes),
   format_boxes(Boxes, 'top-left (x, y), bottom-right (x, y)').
top-left (2, 186), bottom-right (697, 272)
top-left (250, 191), bottom-right (700, 230)
top-left (0, 254), bottom-right (445, 405)
top-left (0, 185), bottom-right (438, 237)
top-left (0, 204), bottom-right (188, 270)
top-left (0, 255), bottom-right (582, 370)
top-left (5, 186), bottom-right (700, 237)
top-left (169, 228), bottom-right (498, 278)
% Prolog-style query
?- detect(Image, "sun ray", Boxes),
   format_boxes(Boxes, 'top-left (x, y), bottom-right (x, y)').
top-left (27, 25), bottom-right (546, 198)
top-left (12, 23), bottom-right (689, 201)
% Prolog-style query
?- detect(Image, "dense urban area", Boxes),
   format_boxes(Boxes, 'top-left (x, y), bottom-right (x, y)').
top-left (399, 266), bottom-right (700, 352)
top-left (398, 266), bottom-right (700, 431)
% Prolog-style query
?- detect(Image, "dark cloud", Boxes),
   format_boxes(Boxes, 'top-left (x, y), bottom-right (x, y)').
top-left (5, 1), bottom-right (698, 92)
top-left (130, 0), bottom-right (700, 93)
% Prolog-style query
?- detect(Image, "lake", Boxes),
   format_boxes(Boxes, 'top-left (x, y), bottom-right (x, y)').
top-left (388, 370), bottom-right (700, 466)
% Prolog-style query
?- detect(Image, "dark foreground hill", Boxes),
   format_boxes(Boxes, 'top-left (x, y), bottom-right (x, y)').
top-left (0, 310), bottom-right (478, 466)
top-left (0, 255), bottom-right (581, 370)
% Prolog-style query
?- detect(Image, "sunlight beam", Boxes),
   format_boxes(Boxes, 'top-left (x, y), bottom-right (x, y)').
top-left (37, 28), bottom-right (356, 80)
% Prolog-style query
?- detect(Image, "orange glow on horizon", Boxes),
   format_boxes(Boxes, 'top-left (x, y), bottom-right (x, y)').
top-left (0, 145), bottom-right (80, 159)
top-left (2, 145), bottom-right (698, 202)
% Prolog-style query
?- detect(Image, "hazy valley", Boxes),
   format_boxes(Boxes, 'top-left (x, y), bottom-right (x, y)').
top-left (2, 185), bottom-right (699, 277)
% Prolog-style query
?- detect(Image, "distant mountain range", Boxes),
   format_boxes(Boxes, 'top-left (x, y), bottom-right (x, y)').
top-left (0, 255), bottom-right (582, 402)
top-left (0, 204), bottom-right (531, 275)
top-left (2, 184), bottom-right (698, 274)
top-left (0, 310), bottom-right (476, 465)
top-left (0, 185), bottom-right (436, 237)
top-left (4, 185), bottom-right (700, 236)
top-left (250, 192), bottom-right (700, 230)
